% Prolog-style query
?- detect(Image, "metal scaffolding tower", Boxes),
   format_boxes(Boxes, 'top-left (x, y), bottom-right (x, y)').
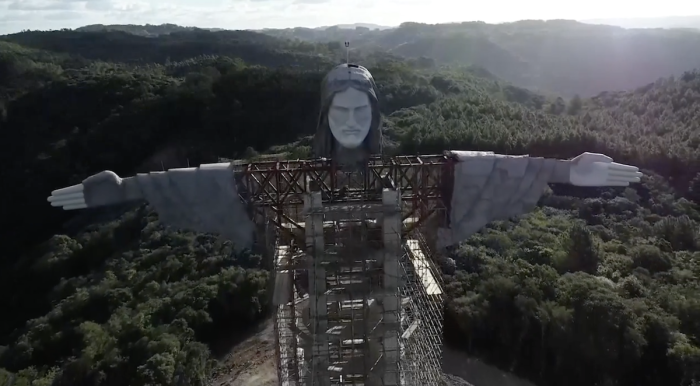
top-left (237, 155), bottom-right (448, 385)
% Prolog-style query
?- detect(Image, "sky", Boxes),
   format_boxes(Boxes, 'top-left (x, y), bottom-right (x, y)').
top-left (1, 0), bottom-right (700, 35)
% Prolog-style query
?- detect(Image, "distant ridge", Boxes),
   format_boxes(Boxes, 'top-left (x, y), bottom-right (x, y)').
top-left (76, 22), bottom-right (394, 37)
top-left (314, 23), bottom-right (394, 30)
top-left (75, 23), bottom-right (224, 37)
top-left (580, 15), bottom-right (700, 29)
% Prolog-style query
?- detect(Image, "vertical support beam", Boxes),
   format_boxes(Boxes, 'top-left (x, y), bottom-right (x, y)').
top-left (381, 188), bottom-right (402, 386)
top-left (304, 191), bottom-right (330, 386)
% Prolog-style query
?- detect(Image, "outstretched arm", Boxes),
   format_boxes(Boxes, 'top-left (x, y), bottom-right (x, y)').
top-left (437, 151), bottom-right (642, 248)
top-left (47, 163), bottom-right (256, 249)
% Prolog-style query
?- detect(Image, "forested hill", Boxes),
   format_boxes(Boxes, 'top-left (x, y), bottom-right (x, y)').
top-left (0, 29), bottom-right (336, 68)
top-left (263, 19), bottom-right (700, 97)
top-left (1, 25), bottom-right (700, 386)
top-left (75, 24), bottom-right (226, 36)
top-left (19, 20), bottom-right (700, 98)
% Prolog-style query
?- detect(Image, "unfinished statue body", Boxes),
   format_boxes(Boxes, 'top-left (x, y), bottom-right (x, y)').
top-left (47, 63), bottom-right (643, 249)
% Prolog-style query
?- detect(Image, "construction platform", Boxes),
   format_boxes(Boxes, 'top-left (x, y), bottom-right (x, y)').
top-left (234, 156), bottom-right (449, 386)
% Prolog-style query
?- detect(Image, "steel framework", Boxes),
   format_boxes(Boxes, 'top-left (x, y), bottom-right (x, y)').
top-left (235, 155), bottom-right (450, 230)
top-left (235, 155), bottom-right (449, 386)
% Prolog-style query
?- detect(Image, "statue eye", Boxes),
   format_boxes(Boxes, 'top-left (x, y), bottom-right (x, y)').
top-left (330, 106), bottom-right (350, 122)
top-left (353, 105), bottom-right (371, 122)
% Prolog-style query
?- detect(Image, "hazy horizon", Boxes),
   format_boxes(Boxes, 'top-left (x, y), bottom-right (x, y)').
top-left (1, 0), bottom-right (700, 35)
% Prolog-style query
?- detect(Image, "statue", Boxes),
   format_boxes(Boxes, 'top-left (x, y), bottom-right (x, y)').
top-left (313, 63), bottom-right (382, 169)
top-left (436, 150), bottom-right (640, 248)
top-left (47, 64), bottom-right (643, 250)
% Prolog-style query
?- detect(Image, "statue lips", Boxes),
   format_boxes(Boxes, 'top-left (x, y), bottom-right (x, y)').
top-left (342, 128), bottom-right (362, 136)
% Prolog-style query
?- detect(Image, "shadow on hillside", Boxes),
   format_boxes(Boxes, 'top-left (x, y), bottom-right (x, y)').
top-left (209, 318), bottom-right (273, 360)
top-left (442, 346), bottom-right (536, 386)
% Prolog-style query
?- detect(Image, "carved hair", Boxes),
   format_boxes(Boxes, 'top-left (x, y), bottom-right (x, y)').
top-left (313, 64), bottom-right (383, 165)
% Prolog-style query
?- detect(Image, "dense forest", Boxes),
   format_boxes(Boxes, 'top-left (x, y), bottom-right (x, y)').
top-left (1, 22), bottom-right (700, 386)
top-left (21, 20), bottom-right (700, 97)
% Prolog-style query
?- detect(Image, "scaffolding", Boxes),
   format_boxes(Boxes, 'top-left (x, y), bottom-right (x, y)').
top-left (238, 155), bottom-right (448, 386)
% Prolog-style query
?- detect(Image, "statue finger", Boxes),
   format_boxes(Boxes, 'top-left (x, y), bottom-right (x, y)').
top-left (608, 170), bottom-right (643, 178)
top-left (47, 191), bottom-right (83, 202)
top-left (608, 173), bottom-right (640, 180)
top-left (608, 162), bottom-right (639, 172)
top-left (62, 202), bottom-right (88, 210)
top-left (51, 184), bottom-right (83, 196)
top-left (50, 197), bottom-right (85, 207)
top-left (608, 176), bottom-right (640, 183)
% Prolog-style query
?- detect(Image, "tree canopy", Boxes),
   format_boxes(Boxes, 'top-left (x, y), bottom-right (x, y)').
top-left (1, 22), bottom-right (700, 386)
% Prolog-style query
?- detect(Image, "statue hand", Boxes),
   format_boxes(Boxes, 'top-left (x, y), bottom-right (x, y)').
top-left (47, 171), bottom-right (125, 210)
top-left (569, 152), bottom-right (642, 187)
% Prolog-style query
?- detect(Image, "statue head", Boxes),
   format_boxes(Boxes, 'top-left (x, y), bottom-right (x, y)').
top-left (314, 63), bottom-right (382, 168)
top-left (328, 87), bottom-right (372, 149)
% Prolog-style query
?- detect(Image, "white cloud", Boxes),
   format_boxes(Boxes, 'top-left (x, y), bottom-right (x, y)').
top-left (1, 0), bottom-right (700, 35)
top-left (8, 0), bottom-right (78, 11)
top-left (84, 0), bottom-right (114, 11)
top-left (44, 10), bottom-right (83, 19)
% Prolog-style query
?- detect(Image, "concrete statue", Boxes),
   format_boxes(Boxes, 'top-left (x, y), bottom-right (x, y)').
top-left (313, 63), bottom-right (382, 169)
top-left (435, 150), bottom-right (641, 248)
top-left (47, 64), bottom-right (643, 250)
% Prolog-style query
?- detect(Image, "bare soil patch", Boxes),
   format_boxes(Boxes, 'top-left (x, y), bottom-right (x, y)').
top-left (210, 319), bottom-right (277, 386)
top-left (210, 318), bottom-right (535, 386)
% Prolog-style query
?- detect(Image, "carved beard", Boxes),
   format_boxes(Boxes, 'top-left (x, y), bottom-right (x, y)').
top-left (333, 141), bottom-right (370, 172)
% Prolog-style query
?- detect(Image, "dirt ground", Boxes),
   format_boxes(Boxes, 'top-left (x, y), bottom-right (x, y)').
top-left (210, 319), bottom-right (278, 386)
top-left (210, 318), bottom-right (535, 386)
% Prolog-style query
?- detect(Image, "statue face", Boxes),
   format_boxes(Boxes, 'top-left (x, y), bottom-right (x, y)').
top-left (328, 87), bottom-right (372, 149)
